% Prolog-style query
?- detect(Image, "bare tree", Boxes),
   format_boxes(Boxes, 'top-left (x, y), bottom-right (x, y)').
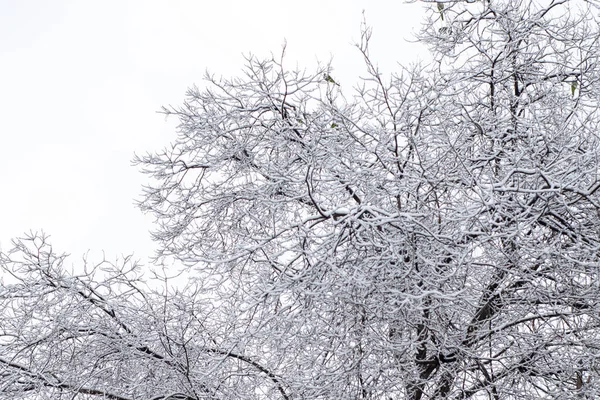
top-left (3, 0), bottom-right (600, 398)
top-left (0, 233), bottom-right (291, 400)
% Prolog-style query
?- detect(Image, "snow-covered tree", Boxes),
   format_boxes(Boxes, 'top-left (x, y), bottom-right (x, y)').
top-left (3, 0), bottom-right (600, 398)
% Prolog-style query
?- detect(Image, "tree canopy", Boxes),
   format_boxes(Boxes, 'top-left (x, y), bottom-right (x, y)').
top-left (2, 0), bottom-right (600, 399)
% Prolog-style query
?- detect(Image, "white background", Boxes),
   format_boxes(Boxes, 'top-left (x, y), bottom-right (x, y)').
top-left (0, 0), bottom-right (426, 264)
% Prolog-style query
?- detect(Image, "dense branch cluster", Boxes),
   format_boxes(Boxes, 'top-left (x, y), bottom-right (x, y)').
top-left (2, 0), bottom-right (600, 399)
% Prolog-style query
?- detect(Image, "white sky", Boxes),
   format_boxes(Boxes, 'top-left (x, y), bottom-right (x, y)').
top-left (0, 0), bottom-right (427, 263)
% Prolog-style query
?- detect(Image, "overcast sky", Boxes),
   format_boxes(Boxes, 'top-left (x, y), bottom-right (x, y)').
top-left (0, 0), bottom-right (426, 264)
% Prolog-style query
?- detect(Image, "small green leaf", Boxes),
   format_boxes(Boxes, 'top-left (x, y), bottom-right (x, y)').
top-left (571, 80), bottom-right (578, 97)
top-left (437, 2), bottom-right (445, 20)
top-left (324, 74), bottom-right (339, 86)
top-left (331, 122), bottom-right (338, 128)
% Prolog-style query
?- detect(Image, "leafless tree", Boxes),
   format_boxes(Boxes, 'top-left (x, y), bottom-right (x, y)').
top-left (3, 0), bottom-right (600, 398)
top-left (0, 233), bottom-right (291, 399)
